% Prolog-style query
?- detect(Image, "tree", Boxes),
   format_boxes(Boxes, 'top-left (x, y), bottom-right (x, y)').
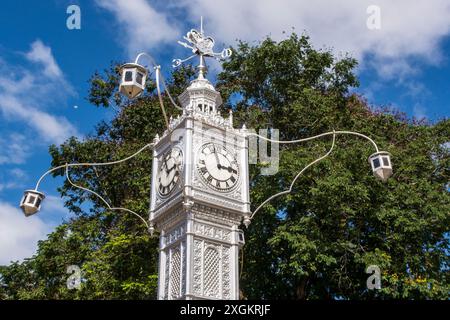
top-left (0, 34), bottom-right (448, 299)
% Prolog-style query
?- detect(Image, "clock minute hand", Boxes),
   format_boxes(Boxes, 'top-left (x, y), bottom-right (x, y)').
top-left (228, 167), bottom-right (238, 174)
top-left (218, 164), bottom-right (237, 174)
top-left (163, 160), bottom-right (170, 174)
top-left (213, 146), bottom-right (222, 169)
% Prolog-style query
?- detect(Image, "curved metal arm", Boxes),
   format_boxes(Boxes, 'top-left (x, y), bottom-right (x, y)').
top-left (135, 52), bottom-right (183, 111)
top-left (154, 67), bottom-right (170, 128)
top-left (249, 131), bottom-right (337, 220)
top-left (65, 165), bottom-right (149, 229)
top-left (156, 67), bottom-right (183, 111)
top-left (134, 52), bottom-right (158, 67)
top-left (34, 143), bottom-right (154, 191)
top-left (246, 130), bottom-right (379, 153)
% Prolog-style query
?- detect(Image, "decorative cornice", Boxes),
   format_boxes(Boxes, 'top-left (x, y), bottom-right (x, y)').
top-left (193, 221), bottom-right (232, 242)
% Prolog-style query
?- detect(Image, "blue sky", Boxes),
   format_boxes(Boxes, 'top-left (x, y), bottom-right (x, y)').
top-left (0, 0), bottom-right (449, 264)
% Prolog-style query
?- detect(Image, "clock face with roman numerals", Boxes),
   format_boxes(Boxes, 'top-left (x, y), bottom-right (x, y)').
top-left (197, 142), bottom-right (240, 192)
top-left (157, 147), bottom-right (182, 197)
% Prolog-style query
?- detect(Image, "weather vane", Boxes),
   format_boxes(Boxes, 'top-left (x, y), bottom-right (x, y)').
top-left (172, 16), bottom-right (232, 68)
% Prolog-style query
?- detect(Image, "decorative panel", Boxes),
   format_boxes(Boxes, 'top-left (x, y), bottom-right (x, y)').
top-left (222, 246), bottom-right (231, 299)
top-left (170, 248), bottom-right (181, 299)
top-left (193, 239), bottom-right (202, 295)
top-left (203, 246), bottom-right (220, 298)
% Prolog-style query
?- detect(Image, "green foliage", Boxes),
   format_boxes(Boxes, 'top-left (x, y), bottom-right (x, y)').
top-left (0, 34), bottom-right (448, 300)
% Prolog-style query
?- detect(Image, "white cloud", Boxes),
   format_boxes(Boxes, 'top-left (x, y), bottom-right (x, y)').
top-left (0, 182), bottom-right (18, 193)
top-left (25, 40), bottom-right (62, 78)
top-left (0, 168), bottom-right (27, 192)
top-left (369, 58), bottom-right (420, 81)
top-left (0, 134), bottom-right (30, 165)
top-left (9, 168), bottom-right (27, 179)
top-left (0, 201), bottom-right (52, 265)
top-left (0, 194), bottom-right (71, 265)
top-left (0, 94), bottom-right (78, 144)
top-left (0, 40), bottom-right (79, 147)
top-left (95, 0), bottom-right (179, 56)
top-left (98, 1), bottom-right (450, 81)
top-left (176, 0), bottom-right (450, 65)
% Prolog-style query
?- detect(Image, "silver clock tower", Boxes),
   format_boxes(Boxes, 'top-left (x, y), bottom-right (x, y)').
top-left (149, 26), bottom-right (250, 300)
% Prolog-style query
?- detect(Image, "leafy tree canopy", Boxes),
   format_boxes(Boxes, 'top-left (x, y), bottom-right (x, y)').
top-left (1, 34), bottom-right (448, 300)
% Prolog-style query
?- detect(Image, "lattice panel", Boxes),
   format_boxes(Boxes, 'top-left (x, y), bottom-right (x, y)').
top-left (170, 249), bottom-right (181, 299)
top-left (203, 247), bottom-right (220, 298)
top-left (222, 246), bottom-right (231, 299)
top-left (182, 241), bottom-right (186, 295)
top-left (193, 240), bottom-right (202, 295)
top-left (164, 251), bottom-right (169, 299)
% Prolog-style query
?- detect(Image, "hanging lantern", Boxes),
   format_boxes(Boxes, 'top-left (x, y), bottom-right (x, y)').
top-left (119, 63), bottom-right (148, 99)
top-left (368, 151), bottom-right (393, 182)
top-left (20, 190), bottom-right (45, 217)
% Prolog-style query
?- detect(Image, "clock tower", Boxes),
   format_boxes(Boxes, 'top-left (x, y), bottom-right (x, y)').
top-left (149, 27), bottom-right (250, 300)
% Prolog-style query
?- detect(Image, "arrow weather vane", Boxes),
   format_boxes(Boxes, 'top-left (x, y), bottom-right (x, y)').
top-left (172, 16), bottom-right (232, 68)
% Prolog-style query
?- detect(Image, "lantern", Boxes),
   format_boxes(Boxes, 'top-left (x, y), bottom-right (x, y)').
top-left (368, 151), bottom-right (393, 182)
top-left (20, 190), bottom-right (45, 217)
top-left (119, 63), bottom-right (147, 99)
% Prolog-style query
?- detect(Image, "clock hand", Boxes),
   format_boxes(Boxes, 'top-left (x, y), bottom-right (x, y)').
top-left (212, 145), bottom-right (222, 169)
top-left (162, 158), bottom-right (168, 170)
top-left (167, 163), bottom-right (177, 174)
top-left (225, 166), bottom-right (237, 174)
top-left (164, 158), bottom-right (174, 174)
top-left (217, 164), bottom-right (237, 174)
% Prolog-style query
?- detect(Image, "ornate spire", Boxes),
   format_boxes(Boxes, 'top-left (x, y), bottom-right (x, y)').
top-left (172, 17), bottom-right (235, 130)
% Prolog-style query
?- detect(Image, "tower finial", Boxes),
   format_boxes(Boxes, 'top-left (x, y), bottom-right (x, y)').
top-left (200, 16), bottom-right (203, 35)
top-left (198, 55), bottom-right (206, 80)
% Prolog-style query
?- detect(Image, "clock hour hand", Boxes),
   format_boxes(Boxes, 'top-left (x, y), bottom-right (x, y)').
top-left (167, 163), bottom-right (177, 174)
top-left (217, 164), bottom-right (237, 174)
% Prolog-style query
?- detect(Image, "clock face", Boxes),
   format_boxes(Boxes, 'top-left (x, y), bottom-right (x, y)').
top-left (197, 142), bottom-right (240, 192)
top-left (157, 147), bottom-right (183, 197)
